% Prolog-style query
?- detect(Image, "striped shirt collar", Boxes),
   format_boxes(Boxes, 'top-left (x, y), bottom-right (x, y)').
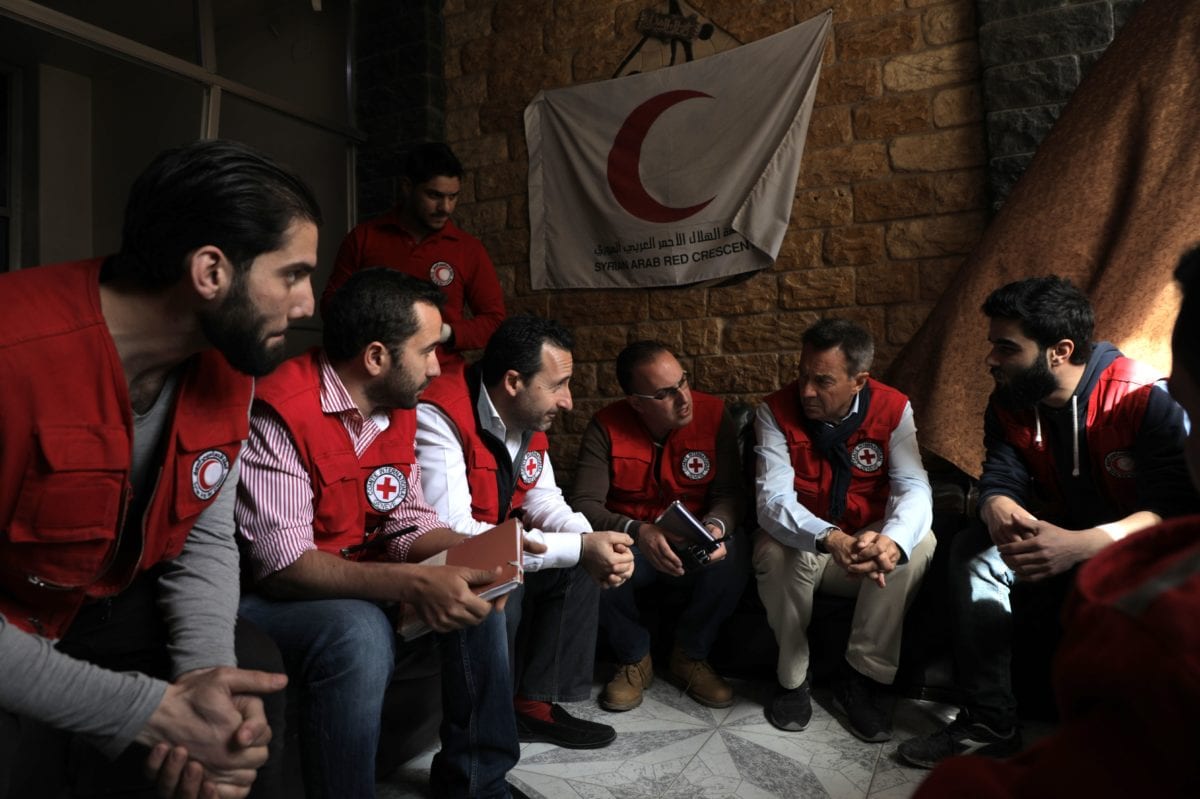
top-left (318, 351), bottom-right (391, 433)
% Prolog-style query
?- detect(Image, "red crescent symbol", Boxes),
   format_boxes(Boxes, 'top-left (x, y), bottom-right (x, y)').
top-left (607, 90), bottom-right (716, 223)
top-left (198, 459), bottom-right (219, 490)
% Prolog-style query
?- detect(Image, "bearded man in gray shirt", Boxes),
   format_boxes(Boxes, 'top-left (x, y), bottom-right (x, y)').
top-left (0, 140), bottom-right (320, 799)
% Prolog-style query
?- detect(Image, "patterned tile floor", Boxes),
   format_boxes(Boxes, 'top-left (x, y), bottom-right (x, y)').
top-left (377, 677), bottom-right (999, 798)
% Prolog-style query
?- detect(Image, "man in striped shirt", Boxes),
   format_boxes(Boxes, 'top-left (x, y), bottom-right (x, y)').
top-left (236, 269), bottom-right (522, 798)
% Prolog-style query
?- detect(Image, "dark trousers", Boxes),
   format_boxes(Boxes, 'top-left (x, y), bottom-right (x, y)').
top-left (950, 521), bottom-right (1075, 729)
top-left (600, 535), bottom-right (750, 663)
top-left (0, 574), bottom-right (286, 799)
top-left (504, 565), bottom-right (600, 703)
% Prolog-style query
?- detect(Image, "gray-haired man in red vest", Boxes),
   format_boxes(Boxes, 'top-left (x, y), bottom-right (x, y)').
top-left (755, 318), bottom-right (935, 743)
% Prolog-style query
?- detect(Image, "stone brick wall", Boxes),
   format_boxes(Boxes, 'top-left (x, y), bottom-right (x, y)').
top-left (439, 0), bottom-right (990, 482)
top-left (978, 0), bottom-right (1144, 208)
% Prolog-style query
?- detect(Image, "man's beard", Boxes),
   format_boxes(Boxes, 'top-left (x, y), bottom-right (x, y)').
top-left (993, 356), bottom-right (1058, 410)
top-left (200, 276), bottom-right (286, 377)
top-left (366, 365), bottom-right (428, 411)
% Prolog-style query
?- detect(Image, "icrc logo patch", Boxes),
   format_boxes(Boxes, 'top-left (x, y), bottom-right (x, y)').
top-left (851, 442), bottom-right (884, 473)
top-left (429, 261), bottom-right (456, 287)
top-left (681, 450), bottom-right (711, 480)
top-left (519, 451), bottom-right (544, 486)
top-left (365, 466), bottom-right (408, 512)
top-left (191, 450), bottom-right (230, 500)
top-left (1104, 450), bottom-right (1137, 478)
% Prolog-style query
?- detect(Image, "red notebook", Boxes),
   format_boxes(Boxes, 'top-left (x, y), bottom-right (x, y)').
top-left (398, 518), bottom-right (524, 639)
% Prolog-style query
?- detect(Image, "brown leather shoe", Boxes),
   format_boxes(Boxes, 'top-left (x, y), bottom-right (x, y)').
top-left (600, 653), bottom-right (653, 711)
top-left (668, 646), bottom-right (733, 708)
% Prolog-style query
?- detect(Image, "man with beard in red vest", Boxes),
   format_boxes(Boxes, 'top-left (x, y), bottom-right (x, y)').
top-left (909, 255), bottom-right (1200, 798)
top-left (899, 276), bottom-right (1199, 769)
top-left (237, 269), bottom-right (525, 798)
top-left (0, 140), bottom-right (318, 799)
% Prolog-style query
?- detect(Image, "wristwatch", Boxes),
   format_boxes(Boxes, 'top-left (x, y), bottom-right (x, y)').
top-left (814, 526), bottom-right (839, 554)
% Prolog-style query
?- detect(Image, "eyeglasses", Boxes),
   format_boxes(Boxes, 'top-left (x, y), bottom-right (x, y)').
top-left (629, 371), bottom-right (690, 401)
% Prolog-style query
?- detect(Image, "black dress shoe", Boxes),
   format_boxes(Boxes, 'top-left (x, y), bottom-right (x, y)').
top-left (516, 703), bottom-right (616, 748)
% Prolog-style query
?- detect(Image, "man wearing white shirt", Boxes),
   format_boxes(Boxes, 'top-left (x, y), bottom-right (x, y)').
top-left (754, 318), bottom-right (935, 743)
top-left (416, 315), bottom-right (635, 749)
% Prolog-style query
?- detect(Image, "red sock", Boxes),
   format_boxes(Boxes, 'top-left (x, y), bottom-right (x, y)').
top-left (514, 696), bottom-right (554, 722)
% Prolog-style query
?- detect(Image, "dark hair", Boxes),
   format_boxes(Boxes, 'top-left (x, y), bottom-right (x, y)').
top-left (616, 340), bottom-right (672, 394)
top-left (322, 268), bottom-right (446, 363)
top-left (402, 142), bottom-right (464, 186)
top-left (802, 318), bottom-right (875, 375)
top-left (1174, 248), bottom-right (1200, 381)
top-left (480, 316), bottom-right (574, 387)
top-left (982, 276), bottom-right (1094, 364)
top-left (107, 139), bottom-right (322, 290)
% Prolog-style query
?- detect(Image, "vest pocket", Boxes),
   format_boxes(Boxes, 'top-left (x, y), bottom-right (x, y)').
top-left (8, 425), bottom-right (129, 586)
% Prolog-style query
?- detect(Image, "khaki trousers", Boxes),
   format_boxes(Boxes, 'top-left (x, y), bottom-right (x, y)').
top-left (752, 524), bottom-right (936, 688)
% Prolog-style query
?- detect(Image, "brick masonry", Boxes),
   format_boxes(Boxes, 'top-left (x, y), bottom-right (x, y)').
top-left (352, 0), bottom-right (1135, 483)
top-left (977, 0), bottom-right (1144, 208)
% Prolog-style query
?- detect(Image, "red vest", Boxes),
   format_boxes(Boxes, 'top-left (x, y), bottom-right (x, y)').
top-left (763, 378), bottom-right (907, 532)
top-left (254, 350), bottom-right (418, 558)
top-left (992, 357), bottom-right (1157, 516)
top-left (0, 260), bottom-right (251, 637)
top-left (595, 391), bottom-right (725, 522)
top-left (419, 367), bottom-right (548, 525)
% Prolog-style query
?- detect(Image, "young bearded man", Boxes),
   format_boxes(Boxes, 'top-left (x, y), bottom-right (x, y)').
top-left (899, 275), bottom-right (1199, 768)
top-left (237, 269), bottom-right (525, 799)
top-left (0, 139), bottom-right (320, 799)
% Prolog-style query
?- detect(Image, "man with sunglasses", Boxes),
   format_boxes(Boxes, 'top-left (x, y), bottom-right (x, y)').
top-left (235, 270), bottom-right (522, 798)
top-left (754, 318), bottom-right (935, 743)
top-left (416, 315), bottom-right (635, 749)
top-left (571, 341), bottom-right (747, 712)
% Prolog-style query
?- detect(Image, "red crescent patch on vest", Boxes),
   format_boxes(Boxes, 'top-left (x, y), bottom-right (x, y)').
top-left (192, 450), bottom-right (231, 500)
top-left (519, 451), bottom-right (544, 486)
top-left (680, 450), bottom-right (711, 480)
top-left (1103, 450), bottom-right (1137, 478)
top-left (851, 441), bottom-right (884, 473)
top-left (365, 465), bottom-right (408, 512)
top-left (429, 261), bottom-right (456, 287)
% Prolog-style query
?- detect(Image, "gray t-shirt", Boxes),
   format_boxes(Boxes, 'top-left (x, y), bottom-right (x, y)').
top-left (0, 370), bottom-right (244, 756)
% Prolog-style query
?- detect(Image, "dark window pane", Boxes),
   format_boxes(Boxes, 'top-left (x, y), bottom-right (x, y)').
top-left (33, 1), bottom-right (199, 63)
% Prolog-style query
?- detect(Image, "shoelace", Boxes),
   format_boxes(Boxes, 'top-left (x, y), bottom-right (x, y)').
top-left (619, 661), bottom-right (648, 687)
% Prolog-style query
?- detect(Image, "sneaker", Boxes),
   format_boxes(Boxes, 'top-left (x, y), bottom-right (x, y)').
top-left (765, 681), bottom-right (812, 731)
top-left (600, 653), bottom-right (653, 711)
top-left (897, 714), bottom-right (1021, 768)
top-left (516, 702), bottom-right (616, 749)
top-left (668, 646), bottom-right (733, 708)
top-left (830, 673), bottom-right (891, 742)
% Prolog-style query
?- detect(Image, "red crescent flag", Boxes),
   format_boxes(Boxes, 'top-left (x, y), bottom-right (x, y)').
top-left (525, 11), bottom-right (830, 290)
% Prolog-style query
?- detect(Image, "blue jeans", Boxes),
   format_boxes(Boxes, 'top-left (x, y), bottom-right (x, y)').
top-left (950, 522), bottom-right (1074, 729)
top-left (600, 534), bottom-right (749, 663)
top-left (504, 565), bottom-right (600, 702)
top-left (240, 596), bottom-right (518, 799)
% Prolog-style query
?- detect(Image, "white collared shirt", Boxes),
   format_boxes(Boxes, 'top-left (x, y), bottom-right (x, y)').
top-left (416, 384), bottom-right (591, 571)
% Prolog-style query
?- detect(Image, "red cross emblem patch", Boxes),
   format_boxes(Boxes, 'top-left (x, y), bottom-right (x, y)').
top-left (519, 451), bottom-right (544, 486)
top-left (429, 261), bottom-right (456, 287)
top-left (1104, 450), bottom-right (1136, 478)
top-left (365, 465), bottom-right (408, 512)
top-left (851, 442), bottom-right (884, 473)
top-left (191, 450), bottom-right (230, 500)
top-left (681, 450), bottom-right (711, 480)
